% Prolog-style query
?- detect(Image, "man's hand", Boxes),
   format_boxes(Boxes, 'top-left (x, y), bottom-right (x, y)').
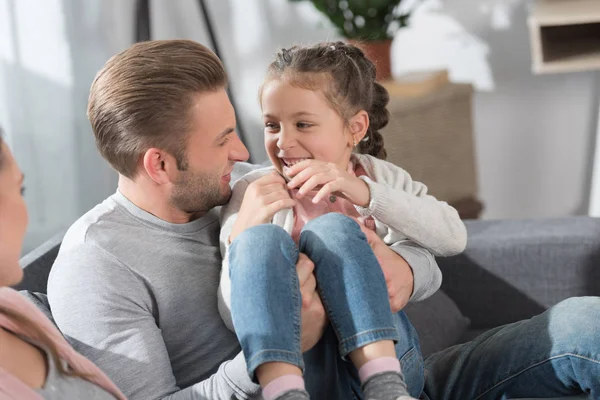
top-left (296, 253), bottom-right (327, 352)
top-left (230, 173), bottom-right (296, 242)
top-left (360, 225), bottom-right (414, 313)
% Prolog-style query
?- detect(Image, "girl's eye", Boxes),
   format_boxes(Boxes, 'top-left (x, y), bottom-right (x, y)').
top-left (297, 122), bottom-right (312, 129)
top-left (265, 122), bottom-right (279, 130)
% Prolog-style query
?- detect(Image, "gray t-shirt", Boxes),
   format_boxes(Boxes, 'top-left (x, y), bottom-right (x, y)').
top-left (47, 190), bottom-right (261, 400)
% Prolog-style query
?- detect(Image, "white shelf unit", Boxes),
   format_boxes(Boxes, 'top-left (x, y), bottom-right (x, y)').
top-left (528, 0), bottom-right (600, 74)
top-left (528, 0), bottom-right (600, 216)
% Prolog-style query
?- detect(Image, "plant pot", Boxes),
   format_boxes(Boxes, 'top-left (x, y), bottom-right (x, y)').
top-left (348, 39), bottom-right (393, 81)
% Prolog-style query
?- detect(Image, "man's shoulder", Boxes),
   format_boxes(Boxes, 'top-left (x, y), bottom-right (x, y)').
top-left (61, 194), bottom-right (124, 248)
top-left (56, 194), bottom-right (144, 270)
top-left (49, 195), bottom-right (135, 291)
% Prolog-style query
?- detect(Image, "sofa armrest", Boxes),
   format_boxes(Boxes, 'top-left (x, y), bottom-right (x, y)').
top-left (14, 230), bottom-right (65, 294)
top-left (437, 217), bottom-right (600, 329)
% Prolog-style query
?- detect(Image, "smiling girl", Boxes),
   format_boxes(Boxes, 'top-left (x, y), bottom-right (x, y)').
top-left (218, 42), bottom-right (467, 400)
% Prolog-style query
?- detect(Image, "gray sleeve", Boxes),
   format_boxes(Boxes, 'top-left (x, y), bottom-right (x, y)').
top-left (389, 241), bottom-right (442, 302)
top-left (48, 242), bottom-right (260, 400)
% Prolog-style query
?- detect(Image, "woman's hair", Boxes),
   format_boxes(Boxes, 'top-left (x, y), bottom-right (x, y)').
top-left (261, 41), bottom-right (389, 159)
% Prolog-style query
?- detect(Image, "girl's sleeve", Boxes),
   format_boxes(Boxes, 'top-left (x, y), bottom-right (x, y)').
top-left (356, 157), bottom-right (467, 257)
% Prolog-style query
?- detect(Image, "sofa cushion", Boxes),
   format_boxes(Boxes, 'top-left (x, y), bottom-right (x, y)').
top-left (404, 290), bottom-right (470, 357)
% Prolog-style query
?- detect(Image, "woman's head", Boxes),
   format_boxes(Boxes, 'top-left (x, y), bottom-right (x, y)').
top-left (0, 133), bottom-right (28, 287)
top-left (260, 41), bottom-right (389, 175)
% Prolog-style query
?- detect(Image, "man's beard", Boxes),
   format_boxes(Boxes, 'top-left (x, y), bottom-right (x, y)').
top-left (170, 169), bottom-right (231, 215)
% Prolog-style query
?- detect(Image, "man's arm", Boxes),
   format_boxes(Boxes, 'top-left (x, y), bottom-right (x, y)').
top-left (48, 242), bottom-right (260, 400)
top-left (390, 241), bottom-right (442, 303)
top-left (362, 225), bottom-right (441, 312)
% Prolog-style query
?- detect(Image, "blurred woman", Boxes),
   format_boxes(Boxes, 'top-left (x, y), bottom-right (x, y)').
top-left (0, 131), bottom-right (126, 399)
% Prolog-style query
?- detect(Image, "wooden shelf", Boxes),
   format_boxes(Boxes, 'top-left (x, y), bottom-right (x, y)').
top-left (529, 0), bottom-right (600, 74)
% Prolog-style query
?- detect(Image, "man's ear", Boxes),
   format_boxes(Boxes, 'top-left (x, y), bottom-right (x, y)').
top-left (348, 110), bottom-right (369, 145)
top-left (142, 148), bottom-right (178, 185)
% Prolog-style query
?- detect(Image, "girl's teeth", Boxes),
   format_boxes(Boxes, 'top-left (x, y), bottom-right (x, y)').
top-left (283, 158), bottom-right (307, 166)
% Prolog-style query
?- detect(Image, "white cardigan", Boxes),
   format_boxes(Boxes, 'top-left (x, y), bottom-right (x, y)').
top-left (218, 154), bottom-right (467, 330)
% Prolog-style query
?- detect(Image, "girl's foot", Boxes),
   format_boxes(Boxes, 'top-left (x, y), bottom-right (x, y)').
top-left (273, 389), bottom-right (310, 400)
top-left (362, 371), bottom-right (417, 400)
top-left (263, 374), bottom-right (308, 400)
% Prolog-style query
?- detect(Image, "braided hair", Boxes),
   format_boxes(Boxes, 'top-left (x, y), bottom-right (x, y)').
top-left (261, 41), bottom-right (389, 159)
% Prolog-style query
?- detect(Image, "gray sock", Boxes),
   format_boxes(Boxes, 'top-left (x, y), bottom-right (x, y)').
top-left (273, 389), bottom-right (310, 400)
top-left (362, 371), bottom-right (417, 400)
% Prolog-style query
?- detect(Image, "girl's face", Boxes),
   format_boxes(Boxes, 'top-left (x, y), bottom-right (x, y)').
top-left (261, 79), bottom-right (360, 178)
top-left (0, 142), bottom-right (27, 287)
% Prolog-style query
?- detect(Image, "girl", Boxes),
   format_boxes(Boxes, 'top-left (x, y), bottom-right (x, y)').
top-left (0, 131), bottom-right (127, 400)
top-left (218, 42), bottom-right (467, 400)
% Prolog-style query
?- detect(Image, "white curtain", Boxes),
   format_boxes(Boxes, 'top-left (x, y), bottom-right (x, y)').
top-left (0, 0), bottom-right (134, 253)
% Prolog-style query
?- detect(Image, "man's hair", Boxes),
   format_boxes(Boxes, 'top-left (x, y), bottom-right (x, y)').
top-left (87, 40), bottom-right (227, 178)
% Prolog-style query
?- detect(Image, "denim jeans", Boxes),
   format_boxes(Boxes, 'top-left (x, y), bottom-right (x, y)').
top-left (422, 296), bottom-right (600, 399)
top-left (229, 213), bottom-right (425, 399)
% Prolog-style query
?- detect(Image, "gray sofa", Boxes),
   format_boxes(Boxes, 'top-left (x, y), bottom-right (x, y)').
top-left (16, 217), bottom-right (597, 399)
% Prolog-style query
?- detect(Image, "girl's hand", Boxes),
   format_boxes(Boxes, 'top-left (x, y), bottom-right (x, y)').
top-left (230, 172), bottom-right (296, 242)
top-left (286, 159), bottom-right (370, 207)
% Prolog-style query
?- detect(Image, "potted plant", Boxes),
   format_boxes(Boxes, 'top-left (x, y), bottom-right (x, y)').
top-left (289, 0), bottom-right (420, 80)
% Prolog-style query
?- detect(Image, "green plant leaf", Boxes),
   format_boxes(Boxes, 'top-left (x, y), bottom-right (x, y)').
top-left (288, 0), bottom-right (419, 40)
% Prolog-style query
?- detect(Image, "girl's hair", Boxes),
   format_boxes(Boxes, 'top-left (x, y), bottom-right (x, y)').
top-left (261, 41), bottom-right (390, 159)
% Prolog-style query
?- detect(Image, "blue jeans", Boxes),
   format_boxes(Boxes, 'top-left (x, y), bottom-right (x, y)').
top-left (229, 213), bottom-right (425, 399)
top-left (422, 296), bottom-right (600, 399)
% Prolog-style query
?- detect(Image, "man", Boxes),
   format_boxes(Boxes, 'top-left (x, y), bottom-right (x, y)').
top-left (48, 39), bottom-right (438, 399)
top-left (49, 40), bottom-right (600, 400)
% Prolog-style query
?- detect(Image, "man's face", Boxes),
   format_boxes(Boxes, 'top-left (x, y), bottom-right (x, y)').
top-left (169, 89), bottom-right (249, 215)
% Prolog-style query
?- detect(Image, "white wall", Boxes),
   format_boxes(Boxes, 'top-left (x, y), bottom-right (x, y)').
top-left (441, 0), bottom-right (598, 219)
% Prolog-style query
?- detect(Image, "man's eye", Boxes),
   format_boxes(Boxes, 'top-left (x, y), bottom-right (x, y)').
top-left (219, 138), bottom-right (230, 146)
top-left (20, 186), bottom-right (26, 196)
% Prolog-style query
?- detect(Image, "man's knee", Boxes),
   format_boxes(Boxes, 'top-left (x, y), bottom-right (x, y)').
top-left (548, 297), bottom-right (600, 350)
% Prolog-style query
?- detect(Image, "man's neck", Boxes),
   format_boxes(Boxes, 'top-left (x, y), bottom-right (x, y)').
top-left (117, 175), bottom-right (205, 224)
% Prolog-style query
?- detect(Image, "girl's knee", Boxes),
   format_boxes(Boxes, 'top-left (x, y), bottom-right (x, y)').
top-left (232, 224), bottom-right (291, 251)
top-left (303, 213), bottom-right (359, 235)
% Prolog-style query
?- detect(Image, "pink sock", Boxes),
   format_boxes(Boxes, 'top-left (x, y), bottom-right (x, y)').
top-left (358, 357), bottom-right (401, 383)
top-left (262, 375), bottom-right (305, 400)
